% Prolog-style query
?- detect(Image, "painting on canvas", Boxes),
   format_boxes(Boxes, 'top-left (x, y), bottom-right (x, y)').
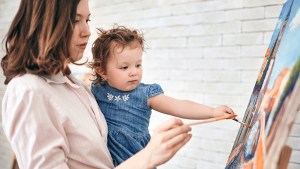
top-left (225, 0), bottom-right (300, 168)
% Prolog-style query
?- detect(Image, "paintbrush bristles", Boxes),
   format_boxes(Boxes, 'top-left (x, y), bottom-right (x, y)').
top-left (232, 118), bottom-right (251, 128)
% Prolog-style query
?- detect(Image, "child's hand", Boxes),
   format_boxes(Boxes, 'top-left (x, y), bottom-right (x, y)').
top-left (212, 105), bottom-right (235, 118)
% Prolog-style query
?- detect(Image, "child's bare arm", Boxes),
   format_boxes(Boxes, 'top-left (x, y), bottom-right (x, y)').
top-left (148, 94), bottom-right (234, 119)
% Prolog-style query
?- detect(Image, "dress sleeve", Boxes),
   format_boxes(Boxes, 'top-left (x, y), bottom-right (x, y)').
top-left (2, 80), bottom-right (69, 169)
top-left (147, 83), bottom-right (164, 98)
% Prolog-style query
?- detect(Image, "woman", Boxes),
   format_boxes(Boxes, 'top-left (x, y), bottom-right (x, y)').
top-left (1, 0), bottom-right (192, 168)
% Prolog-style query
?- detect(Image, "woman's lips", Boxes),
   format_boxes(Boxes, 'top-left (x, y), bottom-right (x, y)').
top-left (78, 43), bottom-right (87, 49)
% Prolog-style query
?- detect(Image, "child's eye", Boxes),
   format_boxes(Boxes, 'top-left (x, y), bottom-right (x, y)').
top-left (120, 66), bottom-right (128, 70)
top-left (136, 64), bottom-right (142, 68)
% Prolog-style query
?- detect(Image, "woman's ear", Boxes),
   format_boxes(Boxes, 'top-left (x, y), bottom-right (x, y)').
top-left (95, 68), bottom-right (107, 80)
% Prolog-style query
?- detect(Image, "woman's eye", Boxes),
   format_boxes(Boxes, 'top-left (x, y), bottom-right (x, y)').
top-left (86, 19), bottom-right (91, 23)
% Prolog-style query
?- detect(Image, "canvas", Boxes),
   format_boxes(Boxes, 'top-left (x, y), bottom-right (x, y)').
top-left (225, 0), bottom-right (300, 168)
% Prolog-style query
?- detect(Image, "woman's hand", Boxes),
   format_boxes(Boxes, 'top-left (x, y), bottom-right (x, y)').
top-left (116, 118), bottom-right (192, 169)
top-left (212, 105), bottom-right (235, 118)
top-left (144, 118), bottom-right (192, 168)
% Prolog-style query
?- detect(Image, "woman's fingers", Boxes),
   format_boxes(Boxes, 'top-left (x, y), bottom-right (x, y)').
top-left (154, 118), bottom-right (184, 132)
top-left (154, 118), bottom-right (191, 143)
top-left (145, 118), bottom-right (192, 168)
top-left (169, 133), bottom-right (192, 153)
top-left (160, 123), bottom-right (191, 142)
top-left (164, 131), bottom-right (192, 150)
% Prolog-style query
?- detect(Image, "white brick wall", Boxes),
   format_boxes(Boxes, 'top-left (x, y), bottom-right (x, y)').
top-left (1, 0), bottom-right (299, 169)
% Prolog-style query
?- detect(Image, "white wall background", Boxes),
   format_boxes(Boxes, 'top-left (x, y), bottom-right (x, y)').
top-left (1, 0), bottom-right (299, 169)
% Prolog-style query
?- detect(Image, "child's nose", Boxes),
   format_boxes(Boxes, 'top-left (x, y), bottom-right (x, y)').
top-left (129, 68), bottom-right (138, 76)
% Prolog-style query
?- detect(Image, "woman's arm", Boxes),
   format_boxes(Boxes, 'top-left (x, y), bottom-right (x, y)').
top-left (2, 80), bottom-right (69, 169)
top-left (115, 118), bottom-right (192, 169)
top-left (148, 94), bottom-right (234, 119)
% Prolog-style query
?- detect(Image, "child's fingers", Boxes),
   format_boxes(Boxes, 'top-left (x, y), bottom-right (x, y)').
top-left (224, 105), bottom-right (235, 114)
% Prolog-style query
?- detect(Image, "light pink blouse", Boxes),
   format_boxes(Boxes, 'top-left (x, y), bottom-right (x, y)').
top-left (2, 73), bottom-right (114, 169)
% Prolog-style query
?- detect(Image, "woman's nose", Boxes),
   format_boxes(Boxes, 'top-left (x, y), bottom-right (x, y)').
top-left (81, 23), bottom-right (91, 38)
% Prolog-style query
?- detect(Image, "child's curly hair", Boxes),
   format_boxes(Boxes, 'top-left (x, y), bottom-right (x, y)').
top-left (89, 25), bottom-right (145, 85)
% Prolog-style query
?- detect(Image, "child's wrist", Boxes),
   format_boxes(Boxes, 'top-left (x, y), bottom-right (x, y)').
top-left (211, 107), bottom-right (217, 118)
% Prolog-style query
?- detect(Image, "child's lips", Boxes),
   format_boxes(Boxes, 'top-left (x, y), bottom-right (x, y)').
top-left (129, 80), bottom-right (138, 83)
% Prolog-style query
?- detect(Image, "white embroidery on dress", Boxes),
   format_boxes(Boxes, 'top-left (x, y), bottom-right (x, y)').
top-left (123, 94), bottom-right (129, 101)
top-left (114, 95), bottom-right (121, 102)
top-left (107, 93), bottom-right (130, 102)
top-left (107, 93), bottom-right (114, 100)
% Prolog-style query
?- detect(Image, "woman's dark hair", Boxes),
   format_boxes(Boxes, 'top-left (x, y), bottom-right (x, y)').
top-left (89, 25), bottom-right (145, 85)
top-left (1, 0), bottom-right (80, 84)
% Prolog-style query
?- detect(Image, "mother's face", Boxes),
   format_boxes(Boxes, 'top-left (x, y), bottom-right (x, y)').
top-left (69, 0), bottom-right (91, 62)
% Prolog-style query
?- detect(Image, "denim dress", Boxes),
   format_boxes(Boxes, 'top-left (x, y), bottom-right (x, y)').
top-left (91, 82), bottom-right (164, 166)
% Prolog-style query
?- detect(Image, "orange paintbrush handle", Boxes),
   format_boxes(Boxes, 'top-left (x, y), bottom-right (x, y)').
top-left (186, 114), bottom-right (237, 126)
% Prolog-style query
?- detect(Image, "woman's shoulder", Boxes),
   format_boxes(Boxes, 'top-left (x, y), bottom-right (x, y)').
top-left (7, 74), bottom-right (48, 92)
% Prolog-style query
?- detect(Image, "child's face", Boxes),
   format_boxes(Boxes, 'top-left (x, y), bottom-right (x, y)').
top-left (103, 41), bottom-right (143, 91)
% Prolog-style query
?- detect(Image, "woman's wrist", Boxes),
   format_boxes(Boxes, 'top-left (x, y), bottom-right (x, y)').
top-left (115, 148), bottom-right (154, 169)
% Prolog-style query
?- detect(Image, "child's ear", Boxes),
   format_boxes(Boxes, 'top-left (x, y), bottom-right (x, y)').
top-left (95, 68), bottom-right (107, 80)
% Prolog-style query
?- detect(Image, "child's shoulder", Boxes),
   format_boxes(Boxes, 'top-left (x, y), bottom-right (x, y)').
top-left (139, 82), bottom-right (161, 88)
top-left (139, 83), bottom-right (164, 96)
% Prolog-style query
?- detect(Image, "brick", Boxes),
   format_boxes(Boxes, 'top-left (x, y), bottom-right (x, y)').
top-left (201, 70), bottom-right (242, 82)
top-left (264, 31), bottom-right (275, 45)
top-left (225, 7), bottom-right (264, 21)
top-left (204, 94), bottom-right (242, 106)
top-left (243, 0), bottom-right (286, 8)
top-left (145, 26), bottom-right (189, 38)
top-left (170, 48), bottom-right (203, 59)
top-left (223, 33), bottom-right (264, 46)
top-left (170, 69), bottom-right (203, 81)
top-left (183, 21), bottom-right (242, 37)
top-left (196, 160), bottom-right (226, 169)
top-left (147, 37), bottom-right (187, 48)
top-left (288, 163), bottom-right (300, 169)
top-left (188, 35), bottom-right (222, 47)
top-left (241, 70), bottom-right (260, 82)
top-left (93, 1), bottom-right (156, 14)
top-left (294, 111), bottom-right (300, 124)
top-left (265, 5), bottom-right (283, 18)
top-left (287, 137), bottom-right (300, 150)
top-left (203, 46), bottom-right (240, 58)
top-left (290, 151), bottom-right (300, 163)
top-left (188, 58), bottom-right (223, 70)
top-left (289, 123), bottom-right (300, 137)
top-left (189, 11), bottom-right (225, 24)
top-left (241, 45), bottom-right (268, 57)
top-left (242, 18), bottom-right (278, 32)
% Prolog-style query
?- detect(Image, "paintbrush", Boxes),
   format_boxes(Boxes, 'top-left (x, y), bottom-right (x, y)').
top-left (185, 114), bottom-right (251, 128)
top-left (232, 118), bottom-right (251, 128)
top-left (186, 114), bottom-right (237, 126)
